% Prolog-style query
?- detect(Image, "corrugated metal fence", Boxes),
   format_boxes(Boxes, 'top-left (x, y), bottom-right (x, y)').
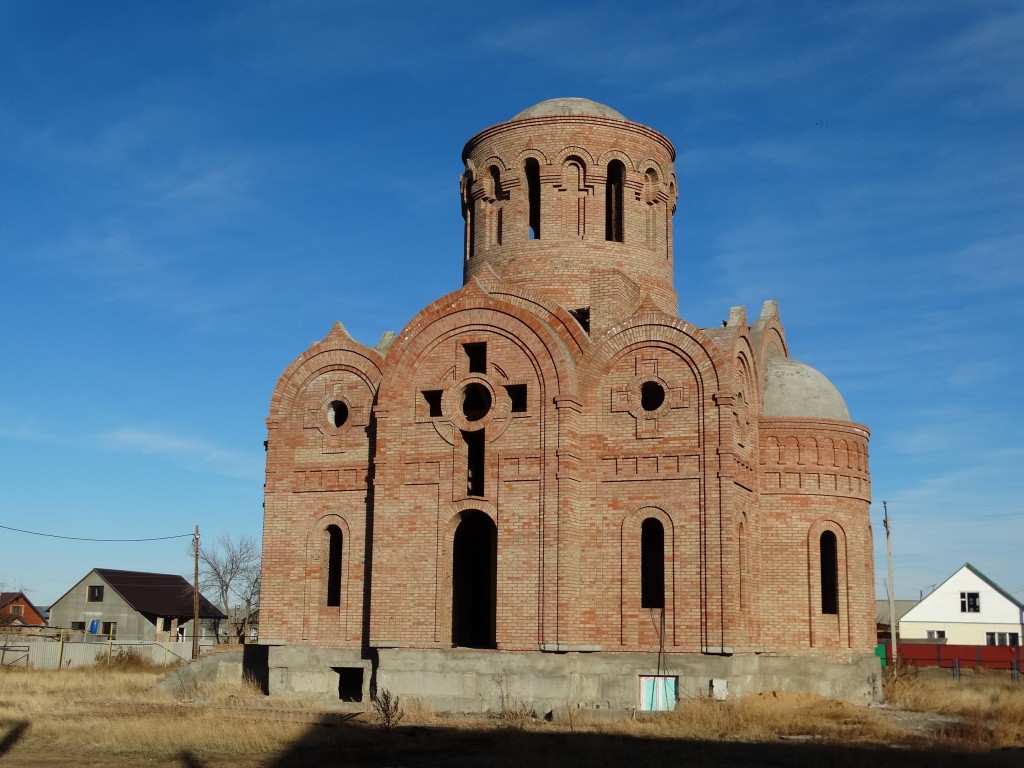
top-left (1, 637), bottom-right (216, 669)
top-left (883, 641), bottom-right (1022, 671)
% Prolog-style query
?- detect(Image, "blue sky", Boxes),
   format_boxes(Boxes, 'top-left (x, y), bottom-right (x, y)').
top-left (1, 1), bottom-right (1021, 606)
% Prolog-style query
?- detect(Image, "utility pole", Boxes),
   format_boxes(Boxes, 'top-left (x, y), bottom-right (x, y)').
top-left (191, 528), bottom-right (198, 663)
top-left (883, 501), bottom-right (898, 664)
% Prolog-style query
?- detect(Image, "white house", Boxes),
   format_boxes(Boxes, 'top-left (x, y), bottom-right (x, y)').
top-left (898, 563), bottom-right (1022, 647)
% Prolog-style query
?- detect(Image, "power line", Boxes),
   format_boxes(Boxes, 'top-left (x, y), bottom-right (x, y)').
top-left (0, 523), bottom-right (193, 542)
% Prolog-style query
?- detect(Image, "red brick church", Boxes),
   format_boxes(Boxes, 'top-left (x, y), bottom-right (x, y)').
top-left (258, 98), bottom-right (878, 710)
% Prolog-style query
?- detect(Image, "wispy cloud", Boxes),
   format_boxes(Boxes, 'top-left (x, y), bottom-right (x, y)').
top-left (927, 5), bottom-right (1024, 112)
top-left (99, 427), bottom-right (261, 481)
top-left (32, 224), bottom-right (270, 325)
top-left (0, 405), bottom-right (259, 482)
top-left (873, 446), bottom-right (1024, 597)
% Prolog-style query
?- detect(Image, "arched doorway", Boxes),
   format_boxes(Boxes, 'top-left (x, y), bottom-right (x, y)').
top-left (452, 510), bottom-right (496, 648)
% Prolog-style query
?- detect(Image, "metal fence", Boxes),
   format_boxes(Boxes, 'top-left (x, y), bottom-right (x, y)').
top-left (883, 641), bottom-right (1022, 673)
top-left (1, 635), bottom-right (217, 669)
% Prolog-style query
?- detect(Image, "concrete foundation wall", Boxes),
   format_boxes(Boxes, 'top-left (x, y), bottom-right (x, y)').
top-left (267, 645), bottom-right (371, 703)
top-left (261, 645), bottom-right (881, 713)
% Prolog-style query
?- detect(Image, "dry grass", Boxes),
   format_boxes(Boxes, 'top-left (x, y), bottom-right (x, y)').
top-left (1, 665), bottom-right (1022, 767)
top-left (0, 666), bottom-right (324, 766)
top-left (883, 664), bottom-right (1024, 749)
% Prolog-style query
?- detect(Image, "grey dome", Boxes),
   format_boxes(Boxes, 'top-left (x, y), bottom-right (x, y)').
top-left (762, 357), bottom-right (850, 421)
top-left (513, 98), bottom-right (626, 121)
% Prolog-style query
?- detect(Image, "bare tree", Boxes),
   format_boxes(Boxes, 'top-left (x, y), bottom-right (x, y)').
top-left (198, 534), bottom-right (261, 643)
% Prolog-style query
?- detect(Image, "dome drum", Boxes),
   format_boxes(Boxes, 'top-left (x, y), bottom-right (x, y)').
top-left (461, 102), bottom-right (678, 316)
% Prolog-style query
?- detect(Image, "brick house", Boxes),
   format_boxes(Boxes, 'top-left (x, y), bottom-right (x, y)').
top-left (48, 568), bottom-right (224, 642)
top-left (0, 591), bottom-right (46, 627)
top-left (258, 98), bottom-right (877, 711)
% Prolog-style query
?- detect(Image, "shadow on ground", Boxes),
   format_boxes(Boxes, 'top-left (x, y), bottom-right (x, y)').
top-left (0, 720), bottom-right (29, 758)
top-left (173, 714), bottom-right (1024, 768)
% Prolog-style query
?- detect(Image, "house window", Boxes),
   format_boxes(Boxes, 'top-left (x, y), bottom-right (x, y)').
top-left (10, 605), bottom-right (23, 617)
top-left (960, 592), bottom-right (980, 613)
top-left (640, 518), bottom-right (665, 609)
top-left (819, 531), bottom-right (839, 615)
top-left (71, 621), bottom-right (85, 631)
top-left (987, 632), bottom-right (1020, 646)
top-left (87, 585), bottom-right (104, 602)
top-left (925, 630), bottom-right (945, 640)
top-left (101, 621), bottom-right (117, 639)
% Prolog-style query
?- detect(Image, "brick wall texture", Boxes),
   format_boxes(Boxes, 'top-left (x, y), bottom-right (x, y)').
top-left (260, 101), bottom-right (875, 664)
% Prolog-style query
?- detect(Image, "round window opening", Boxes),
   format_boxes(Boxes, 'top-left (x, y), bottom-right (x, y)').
top-left (328, 400), bottom-right (349, 428)
top-left (640, 381), bottom-right (666, 412)
top-left (462, 382), bottom-right (492, 422)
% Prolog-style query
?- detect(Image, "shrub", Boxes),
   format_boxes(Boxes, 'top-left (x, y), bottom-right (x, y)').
top-left (94, 647), bottom-right (161, 671)
top-left (371, 687), bottom-right (404, 729)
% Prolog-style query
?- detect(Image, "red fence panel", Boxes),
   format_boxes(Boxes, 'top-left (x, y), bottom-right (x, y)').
top-left (884, 641), bottom-right (1021, 670)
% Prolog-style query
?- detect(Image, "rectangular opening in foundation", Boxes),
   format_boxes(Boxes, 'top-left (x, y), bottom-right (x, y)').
top-left (332, 667), bottom-right (364, 702)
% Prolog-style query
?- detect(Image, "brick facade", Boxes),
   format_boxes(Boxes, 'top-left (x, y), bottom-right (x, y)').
top-left (259, 99), bottom-right (876, 706)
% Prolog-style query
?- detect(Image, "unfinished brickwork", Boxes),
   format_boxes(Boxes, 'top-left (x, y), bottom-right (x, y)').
top-left (259, 99), bottom-right (878, 709)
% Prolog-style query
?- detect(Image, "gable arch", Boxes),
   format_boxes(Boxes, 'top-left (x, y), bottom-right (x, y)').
top-left (268, 326), bottom-right (383, 424)
top-left (380, 282), bottom-right (581, 402)
top-left (581, 311), bottom-right (727, 400)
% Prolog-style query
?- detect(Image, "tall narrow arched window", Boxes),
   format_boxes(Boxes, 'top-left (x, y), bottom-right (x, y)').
top-left (325, 525), bottom-right (342, 607)
top-left (464, 171), bottom-right (475, 260)
top-left (738, 520), bottom-right (746, 612)
top-left (644, 168), bottom-right (660, 248)
top-left (641, 518), bottom-right (665, 609)
top-left (489, 166), bottom-right (503, 245)
top-left (605, 160), bottom-right (624, 242)
top-left (525, 158), bottom-right (541, 239)
top-left (819, 530), bottom-right (838, 614)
